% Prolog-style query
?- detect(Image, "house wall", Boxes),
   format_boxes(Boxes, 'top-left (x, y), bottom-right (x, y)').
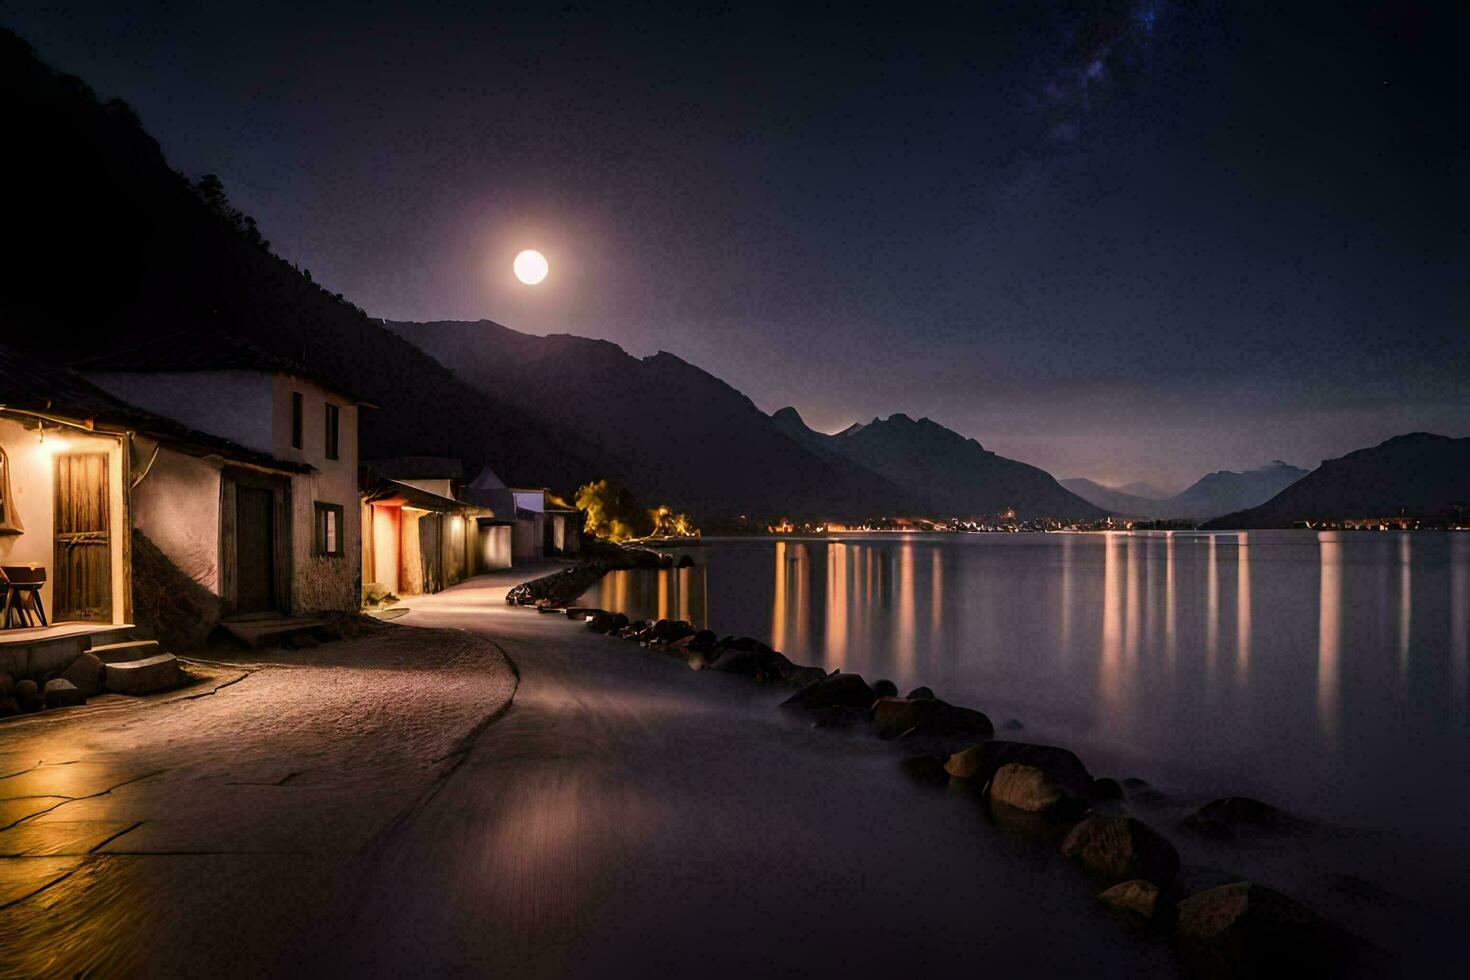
top-left (0, 415), bottom-right (129, 624)
top-left (85, 371), bottom-right (276, 453)
top-left (480, 524), bottom-right (513, 570)
top-left (399, 478), bottom-right (456, 498)
top-left (400, 508), bottom-right (426, 595)
top-left (131, 443), bottom-right (222, 591)
top-left (367, 502), bottom-right (402, 596)
top-left (513, 490), bottom-right (545, 513)
top-left (272, 377), bottom-right (360, 613)
top-left (512, 514), bottom-right (543, 561)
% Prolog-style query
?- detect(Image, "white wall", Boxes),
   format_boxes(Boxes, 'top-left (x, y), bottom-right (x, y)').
top-left (513, 490), bottom-right (545, 513)
top-left (131, 443), bottom-right (222, 592)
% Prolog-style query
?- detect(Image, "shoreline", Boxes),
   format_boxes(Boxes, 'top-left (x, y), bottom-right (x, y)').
top-left (503, 553), bottom-right (1416, 975)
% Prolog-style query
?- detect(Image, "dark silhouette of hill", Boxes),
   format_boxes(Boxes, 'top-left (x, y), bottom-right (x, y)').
top-left (0, 29), bottom-right (599, 491)
top-left (1063, 462), bottom-right (1308, 521)
top-left (1059, 479), bottom-right (1156, 517)
top-left (772, 407), bottom-right (1105, 520)
top-left (392, 321), bottom-right (917, 518)
top-left (1201, 433), bottom-right (1470, 529)
top-left (1116, 481), bottom-right (1173, 500)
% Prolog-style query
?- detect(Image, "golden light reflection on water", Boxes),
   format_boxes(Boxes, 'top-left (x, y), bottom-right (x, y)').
top-left (1165, 532), bottom-right (1177, 664)
top-left (825, 543), bottom-right (849, 670)
top-left (1205, 534), bottom-right (1220, 681)
top-left (589, 565), bottom-right (708, 629)
top-left (894, 541), bottom-right (916, 677)
top-left (1236, 533), bottom-right (1251, 683)
top-left (1099, 533), bottom-right (1125, 720)
top-left (1318, 532), bottom-right (1343, 745)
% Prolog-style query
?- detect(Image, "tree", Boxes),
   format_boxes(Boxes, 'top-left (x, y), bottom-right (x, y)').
top-left (575, 479), bottom-right (647, 542)
top-left (649, 505), bottom-right (698, 538)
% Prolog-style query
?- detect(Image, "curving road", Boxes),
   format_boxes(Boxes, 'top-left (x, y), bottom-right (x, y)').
top-left (1, 569), bottom-right (1171, 977)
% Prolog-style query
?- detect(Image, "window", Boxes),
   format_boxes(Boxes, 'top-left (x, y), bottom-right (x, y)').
top-left (290, 392), bottom-right (304, 449)
top-left (324, 403), bottom-right (340, 460)
top-left (314, 502), bottom-right (344, 557)
top-left (0, 446), bottom-right (20, 533)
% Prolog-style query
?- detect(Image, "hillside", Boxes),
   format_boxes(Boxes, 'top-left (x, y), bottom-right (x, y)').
top-left (392, 320), bottom-right (919, 518)
top-left (772, 408), bottom-right (1105, 520)
top-left (1201, 433), bottom-right (1470, 529)
top-left (0, 29), bottom-right (600, 492)
top-left (1064, 461), bottom-right (1309, 521)
top-left (1059, 479), bottom-right (1156, 517)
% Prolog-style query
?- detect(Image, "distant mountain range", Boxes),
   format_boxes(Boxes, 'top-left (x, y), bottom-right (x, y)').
top-left (1062, 461), bottom-right (1309, 522)
top-left (771, 408), bottom-right (1105, 520)
top-left (1201, 434), bottom-right (1470, 529)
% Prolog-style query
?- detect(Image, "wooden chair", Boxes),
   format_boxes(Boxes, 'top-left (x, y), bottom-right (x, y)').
top-left (0, 566), bottom-right (48, 629)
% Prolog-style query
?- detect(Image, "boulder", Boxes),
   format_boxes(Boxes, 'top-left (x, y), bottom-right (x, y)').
top-left (692, 629), bottom-right (717, 647)
top-left (781, 665), bottom-right (828, 689)
top-left (905, 685), bottom-right (935, 700)
top-left (1098, 879), bottom-right (1161, 920)
top-left (0, 673), bottom-right (12, 699)
top-left (871, 697), bottom-right (994, 741)
top-left (1089, 777), bottom-right (1124, 801)
top-left (59, 653), bottom-right (105, 698)
top-left (585, 610), bottom-right (615, 633)
top-left (612, 612), bottom-right (630, 631)
top-left (989, 763), bottom-right (1064, 812)
top-left (943, 741), bottom-right (1093, 798)
top-left (104, 653), bottom-right (185, 695)
top-left (15, 678), bottom-right (41, 712)
top-left (1060, 815), bottom-right (1180, 885)
top-left (871, 678), bottom-right (899, 698)
top-left (43, 678), bottom-right (85, 709)
top-left (781, 672), bottom-right (877, 710)
top-left (1002, 718), bottom-right (1026, 731)
top-left (1180, 797), bottom-right (1308, 838)
top-left (709, 645), bottom-right (783, 677)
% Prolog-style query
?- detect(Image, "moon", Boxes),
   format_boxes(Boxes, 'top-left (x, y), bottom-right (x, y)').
top-left (513, 249), bottom-right (549, 285)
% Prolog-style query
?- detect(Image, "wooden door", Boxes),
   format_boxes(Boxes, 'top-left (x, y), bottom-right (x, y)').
top-left (53, 453), bottom-right (111, 622)
top-left (419, 513), bottom-right (443, 595)
top-left (235, 485), bottom-right (276, 613)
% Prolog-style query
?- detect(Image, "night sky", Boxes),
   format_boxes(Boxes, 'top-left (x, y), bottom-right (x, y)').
top-left (9, 1), bottom-right (1467, 489)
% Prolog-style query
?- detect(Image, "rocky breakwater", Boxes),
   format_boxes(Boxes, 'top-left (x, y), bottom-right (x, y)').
top-left (518, 570), bottom-right (1384, 976)
top-left (505, 541), bottom-right (686, 609)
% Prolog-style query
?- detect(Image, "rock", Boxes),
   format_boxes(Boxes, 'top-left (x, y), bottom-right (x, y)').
top-left (1098, 879), bottom-right (1161, 920)
top-left (43, 678), bottom-right (85, 709)
top-left (564, 606), bottom-right (595, 619)
top-left (1090, 777), bottom-right (1124, 801)
top-left (781, 672), bottom-right (877, 710)
top-left (15, 679), bottom-right (41, 712)
top-left (104, 653), bottom-right (185, 695)
top-left (692, 629), bottom-right (717, 647)
top-left (0, 673), bottom-right (12, 699)
top-left (1060, 814), bottom-right (1180, 885)
top-left (780, 664), bottom-right (828, 689)
top-left (871, 678), bottom-right (899, 698)
top-left (905, 685), bottom-right (934, 700)
top-left (651, 619), bottom-right (695, 643)
top-left (59, 653), bottom-right (105, 698)
top-left (1002, 718), bottom-right (1025, 731)
top-left (1122, 777), bottom-right (1151, 791)
top-left (709, 645), bottom-right (783, 677)
top-left (586, 610), bottom-right (615, 633)
top-left (871, 697), bottom-right (994, 741)
top-left (943, 741), bottom-right (1094, 798)
top-left (1180, 797), bottom-right (1308, 838)
top-left (989, 763), bottom-right (1064, 812)
top-left (612, 613), bottom-right (630, 630)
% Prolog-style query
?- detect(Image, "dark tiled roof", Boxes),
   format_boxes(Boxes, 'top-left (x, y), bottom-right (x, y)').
top-left (75, 329), bottom-right (372, 405)
top-left (0, 342), bottom-right (310, 474)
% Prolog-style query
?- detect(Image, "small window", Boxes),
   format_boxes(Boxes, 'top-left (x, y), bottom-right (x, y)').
top-left (314, 502), bottom-right (344, 557)
top-left (290, 392), bottom-right (304, 449)
top-left (324, 403), bottom-right (340, 461)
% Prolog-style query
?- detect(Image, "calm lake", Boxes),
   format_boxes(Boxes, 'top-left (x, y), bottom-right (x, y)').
top-left (580, 531), bottom-right (1470, 849)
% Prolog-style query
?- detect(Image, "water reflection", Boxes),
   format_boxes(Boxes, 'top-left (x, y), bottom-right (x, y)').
top-left (1317, 533), bottom-right (1343, 745)
top-left (1453, 535), bottom-right (1468, 702)
top-left (582, 564), bottom-right (708, 629)
top-left (1236, 533), bottom-right (1251, 683)
top-left (1205, 534), bottom-right (1220, 681)
top-left (1398, 535), bottom-right (1412, 689)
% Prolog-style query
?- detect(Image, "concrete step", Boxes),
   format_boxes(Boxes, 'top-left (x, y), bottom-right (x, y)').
top-left (89, 639), bottom-right (162, 664)
top-left (83, 626), bottom-right (136, 649)
top-left (104, 653), bottom-right (185, 695)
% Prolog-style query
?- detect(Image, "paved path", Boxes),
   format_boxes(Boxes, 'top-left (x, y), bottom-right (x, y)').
top-left (1, 570), bottom-right (1171, 977)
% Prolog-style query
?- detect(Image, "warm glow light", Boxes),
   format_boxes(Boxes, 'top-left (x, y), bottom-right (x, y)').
top-left (513, 249), bottom-right (549, 285)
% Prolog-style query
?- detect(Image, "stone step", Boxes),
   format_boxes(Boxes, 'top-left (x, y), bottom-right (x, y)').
top-left (89, 639), bottom-right (162, 664)
top-left (83, 626), bottom-right (136, 649)
top-left (104, 653), bottom-right (185, 695)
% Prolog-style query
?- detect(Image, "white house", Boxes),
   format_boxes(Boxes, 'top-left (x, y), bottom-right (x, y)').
top-left (80, 330), bottom-right (370, 619)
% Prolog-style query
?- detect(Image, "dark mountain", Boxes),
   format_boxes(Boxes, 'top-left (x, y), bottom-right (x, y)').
top-left (1116, 481), bottom-right (1173, 500)
top-left (1063, 462), bottom-right (1309, 521)
top-left (1160, 461), bottom-right (1309, 521)
top-left (391, 321), bottom-right (917, 518)
top-left (771, 408), bottom-right (1105, 520)
top-left (1201, 434), bottom-right (1470, 529)
top-left (1059, 479), bottom-right (1156, 517)
top-left (1, 29), bottom-right (600, 492)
